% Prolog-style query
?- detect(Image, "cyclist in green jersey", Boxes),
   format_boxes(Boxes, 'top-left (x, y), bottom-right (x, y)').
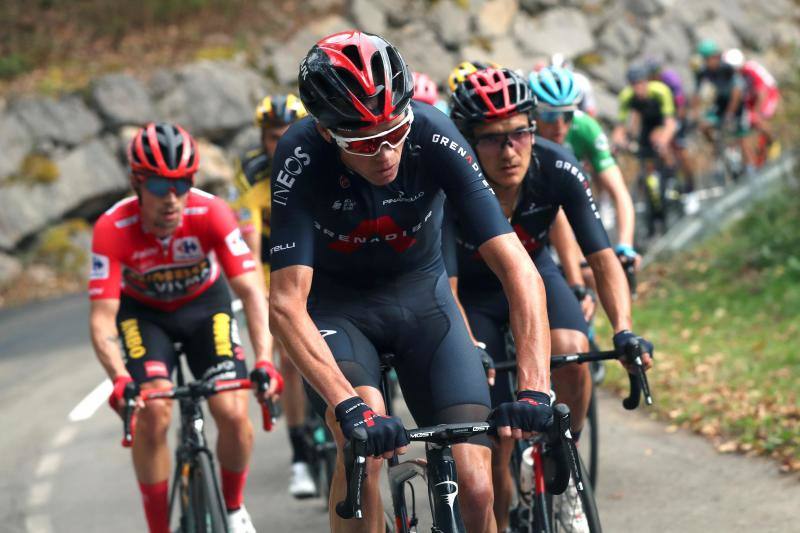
top-left (530, 67), bottom-right (639, 297)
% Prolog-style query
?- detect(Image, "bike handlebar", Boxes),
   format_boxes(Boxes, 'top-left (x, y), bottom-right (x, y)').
top-left (121, 377), bottom-right (277, 447)
top-left (336, 411), bottom-right (581, 520)
top-left (493, 343), bottom-right (653, 410)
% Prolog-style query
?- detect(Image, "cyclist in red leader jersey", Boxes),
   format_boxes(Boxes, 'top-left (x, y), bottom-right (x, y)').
top-left (88, 123), bottom-right (283, 533)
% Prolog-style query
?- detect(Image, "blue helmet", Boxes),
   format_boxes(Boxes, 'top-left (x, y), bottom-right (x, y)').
top-left (528, 67), bottom-right (582, 109)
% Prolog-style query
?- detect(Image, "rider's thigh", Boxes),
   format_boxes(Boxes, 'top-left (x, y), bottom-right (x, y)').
top-left (536, 253), bottom-right (589, 338)
top-left (182, 307), bottom-right (249, 384)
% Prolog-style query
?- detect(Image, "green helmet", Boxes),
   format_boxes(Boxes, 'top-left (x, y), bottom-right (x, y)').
top-left (697, 39), bottom-right (720, 58)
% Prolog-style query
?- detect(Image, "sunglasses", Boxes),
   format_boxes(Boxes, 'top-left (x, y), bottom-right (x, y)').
top-left (538, 110), bottom-right (575, 124)
top-left (140, 175), bottom-right (193, 197)
top-left (474, 125), bottom-right (537, 151)
top-left (329, 108), bottom-right (414, 156)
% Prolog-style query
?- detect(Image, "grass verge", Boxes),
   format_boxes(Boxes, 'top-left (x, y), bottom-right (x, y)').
top-left (598, 179), bottom-right (800, 473)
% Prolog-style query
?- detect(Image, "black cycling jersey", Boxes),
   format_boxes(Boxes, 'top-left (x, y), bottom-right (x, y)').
top-left (269, 101), bottom-right (512, 288)
top-left (443, 136), bottom-right (611, 292)
top-left (695, 64), bottom-right (744, 115)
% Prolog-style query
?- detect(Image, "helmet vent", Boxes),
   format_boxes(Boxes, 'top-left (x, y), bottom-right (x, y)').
top-left (342, 45), bottom-right (364, 72)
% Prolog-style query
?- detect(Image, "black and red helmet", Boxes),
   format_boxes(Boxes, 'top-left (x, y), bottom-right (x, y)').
top-left (450, 68), bottom-right (537, 133)
top-left (298, 30), bottom-right (414, 131)
top-left (128, 122), bottom-right (199, 179)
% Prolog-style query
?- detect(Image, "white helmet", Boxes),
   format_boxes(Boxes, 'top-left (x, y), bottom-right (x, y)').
top-left (723, 48), bottom-right (745, 69)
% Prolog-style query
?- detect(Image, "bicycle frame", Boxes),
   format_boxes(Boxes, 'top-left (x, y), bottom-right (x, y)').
top-left (167, 364), bottom-right (227, 529)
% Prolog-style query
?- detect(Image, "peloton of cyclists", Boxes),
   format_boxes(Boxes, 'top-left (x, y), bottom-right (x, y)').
top-left (89, 122), bottom-right (283, 533)
top-left (447, 66), bottom-right (654, 532)
top-left (228, 93), bottom-right (318, 498)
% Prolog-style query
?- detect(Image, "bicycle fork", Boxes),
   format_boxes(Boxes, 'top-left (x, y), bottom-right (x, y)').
top-left (426, 443), bottom-right (464, 533)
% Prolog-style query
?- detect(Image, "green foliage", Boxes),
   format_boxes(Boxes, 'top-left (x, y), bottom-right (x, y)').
top-left (598, 183), bottom-right (800, 472)
top-left (0, 53), bottom-right (31, 80)
top-left (7, 154), bottom-right (60, 185)
top-left (32, 219), bottom-right (91, 276)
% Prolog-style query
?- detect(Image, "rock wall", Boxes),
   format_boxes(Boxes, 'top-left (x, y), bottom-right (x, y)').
top-left (0, 0), bottom-right (798, 287)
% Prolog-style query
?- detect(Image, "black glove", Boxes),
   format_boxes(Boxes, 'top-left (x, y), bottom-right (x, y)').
top-left (569, 284), bottom-right (595, 303)
top-left (613, 330), bottom-right (654, 359)
top-left (488, 390), bottom-right (553, 436)
top-left (476, 344), bottom-right (494, 376)
top-left (335, 396), bottom-right (409, 457)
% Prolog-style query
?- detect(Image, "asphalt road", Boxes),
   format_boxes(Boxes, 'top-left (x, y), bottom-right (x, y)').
top-left (1, 294), bottom-right (798, 532)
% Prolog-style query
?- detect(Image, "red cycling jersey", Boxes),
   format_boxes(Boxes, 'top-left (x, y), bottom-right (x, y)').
top-left (741, 60), bottom-right (780, 117)
top-left (89, 189), bottom-right (255, 311)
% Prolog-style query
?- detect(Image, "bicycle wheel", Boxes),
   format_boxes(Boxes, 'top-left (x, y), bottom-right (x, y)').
top-left (188, 452), bottom-right (228, 532)
top-left (549, 455), bottom-right (601, 533)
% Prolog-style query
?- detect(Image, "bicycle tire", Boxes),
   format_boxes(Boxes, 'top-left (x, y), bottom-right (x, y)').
top-left (189, 452), bottom-right (228, 533)
top-left (549, 455), bottom-right (601, 533)
top-left (582, 389), bottom-right (599, 489)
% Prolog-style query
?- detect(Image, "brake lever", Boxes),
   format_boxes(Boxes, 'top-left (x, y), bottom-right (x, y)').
top-left (336, 427), bottom-right (368, 520)
top-left (121, 381), bottom-right (139, 447)
top-left (552, 403), bottom-right (584, 492)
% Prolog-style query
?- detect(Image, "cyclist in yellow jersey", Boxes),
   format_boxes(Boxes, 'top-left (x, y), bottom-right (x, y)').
top-left (229, 94), bottom-right (318, 498)
top-left (612, 66), bottom-right (677, 169)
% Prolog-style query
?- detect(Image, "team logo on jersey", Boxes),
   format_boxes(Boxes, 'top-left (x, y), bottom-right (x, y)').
top-left (595, 134), bottom-right (610, 152)
top-left (273, 146), bottom-right (312, 206)
top-left (173, 237), bottom-right (203, 261)
top-left (322, 212), bottom-right (433, 254)
top-left (90, 253), bottom-right (110, 280)
top-left (331, 199), bottom-right (357, 211)
top-left (144, 361), bottom-right (168, 378)
top-left (225, 228), bottom-right (250, 256)
top-left (382, 190), bottom-right (424, 205)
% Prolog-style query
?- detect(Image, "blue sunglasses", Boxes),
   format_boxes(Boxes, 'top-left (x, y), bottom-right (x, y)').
top-left (141, 175), bottom-right (193, 197)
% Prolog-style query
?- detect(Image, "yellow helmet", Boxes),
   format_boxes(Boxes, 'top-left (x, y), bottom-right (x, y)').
top-left (254, 93), bottom-right (308, 128)
top-left (447, 60), bottom-right (500, 92)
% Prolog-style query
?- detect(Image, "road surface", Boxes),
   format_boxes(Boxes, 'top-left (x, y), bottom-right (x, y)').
top-left (1, 294), bottom-right (797, 532)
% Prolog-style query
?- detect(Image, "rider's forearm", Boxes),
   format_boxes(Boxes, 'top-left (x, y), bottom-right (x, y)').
top-left (89, 310), bottom-right (128, 380)
top-left (549, 210), bottom-right (584, 286)
top-left (481, 235), bottom-right (550, 392)
top-left (587, 248), bottom-right (632, 333)
top-left (599, 166), bottom-right (636, 246)
top-left (270, 294), bottom-right (357, 408)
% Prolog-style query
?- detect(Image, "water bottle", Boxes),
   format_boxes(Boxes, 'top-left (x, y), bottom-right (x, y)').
top-left (519, 445), bottom-right (535, 495)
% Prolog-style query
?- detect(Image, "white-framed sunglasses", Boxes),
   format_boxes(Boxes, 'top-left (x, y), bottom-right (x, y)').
top-left (328, 108), bottom-right (414, 156)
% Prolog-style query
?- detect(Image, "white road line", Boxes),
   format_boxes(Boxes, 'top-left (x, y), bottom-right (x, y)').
top-left (34, 453), bottom-right (62, 478)
top-left (27, 482), bottom-right (52, 508)
top-left (51, 425), bottom-right (78, 448)
top-left (68, 379), bottom-right (112, 422)
top-left (25, 514), bottom-right (53, 533)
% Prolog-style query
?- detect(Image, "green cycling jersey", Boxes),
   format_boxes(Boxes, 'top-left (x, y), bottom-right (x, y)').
top-left (565, 110), bottom-right (617, 173)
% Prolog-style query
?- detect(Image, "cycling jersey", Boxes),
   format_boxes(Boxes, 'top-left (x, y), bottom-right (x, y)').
top-left (269, 101), bottom-right (513, 430)
top-left (229, 146), bottom-right (272, 283)
top-left (617, 80), bottom-right (675, 127)
top-left (741, 61), bottom-right (780, 118)
top-left (89, 189), bottom-right (255, 311)
top-left (270, 101), bottom-right (512, 287)
top-left (565, 111), bottom-right (617, 173)
top-left (695, 63), bottom-right (744, 117)
top-left (658, 68), bottom-right (686, 110)
top-left (443, 136), bottom-right (611, 293)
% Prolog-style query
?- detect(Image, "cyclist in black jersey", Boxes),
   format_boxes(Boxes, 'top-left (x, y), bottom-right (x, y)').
top-left (446, 68), bottom-right (654, 531)
top-left (268, 31), bottom-right (554, 532)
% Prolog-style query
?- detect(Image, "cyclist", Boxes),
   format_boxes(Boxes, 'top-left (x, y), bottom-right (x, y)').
top-left (228, 94), bottom-right (317, 499)
top-left (447, 67), bottom-right (653, 532)
top-left (529, 66), bottom-right (639, 285)
top-left (448, 59), bottom-right (500, 93)
top-left (722, 48), bottom-right (780, 168)
top-left (645, 57), bottom-right (696, 192)
top-left (270, 30), bottom-right (553, 532)
top-left (89, 122), bottom-right (283, 533)
top-left (412, 70), bottom-right (450, 114)
top-left (692, 39), bottom-right (748, 160)
top-left (550, 53), bottom-right (597, 117)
